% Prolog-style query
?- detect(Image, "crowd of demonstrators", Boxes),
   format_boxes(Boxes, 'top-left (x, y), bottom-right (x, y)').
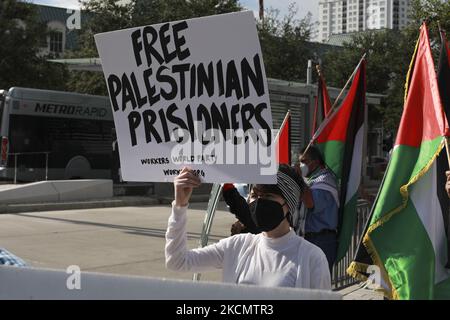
top-left (222, 183), bottom-right (259, 235)
top-left (165, 165), bottom-right (331, 290)
top-left (222, 146), bottom-right (339, 274)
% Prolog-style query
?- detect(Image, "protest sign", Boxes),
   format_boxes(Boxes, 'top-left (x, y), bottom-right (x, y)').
top-left (95, 11), bottom-right (275, 183)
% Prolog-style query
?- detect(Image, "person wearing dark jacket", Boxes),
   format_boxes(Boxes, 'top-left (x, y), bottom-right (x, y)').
top-left (222, 173), bottom-right (308, 236)
top-left (222, 183), bottom-right (260, 234)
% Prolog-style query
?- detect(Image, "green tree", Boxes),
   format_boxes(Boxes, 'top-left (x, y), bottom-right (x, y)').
top-left (0, 0), bottom-right (68, 90)
top-left (322, 0), bottom-right (450, 132)
top-left (66, 0), bottom-right (134, 95)
top-left (322, 29), bottom-right (410, 129)
top-left (132, 0), bottom-right (242, 25)
top-left (408, 0), bottom-right (450, 39)
top-left (257, 4), bottom-right (314, 82)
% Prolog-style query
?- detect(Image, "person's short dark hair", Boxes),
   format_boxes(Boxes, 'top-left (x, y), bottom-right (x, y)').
top-left (300, 146), bottom-right (325, 166)
top-left (252, 184), bottom-right (282, 197)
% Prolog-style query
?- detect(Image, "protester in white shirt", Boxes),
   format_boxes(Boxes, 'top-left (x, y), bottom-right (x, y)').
top-left (165, 164), bottom-right (331, 290)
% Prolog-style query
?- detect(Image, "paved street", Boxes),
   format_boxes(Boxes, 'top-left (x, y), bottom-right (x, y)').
top-left (0, 202), bottom-right (235, 282)
top-left (0, 201), bottom-right (383, 299)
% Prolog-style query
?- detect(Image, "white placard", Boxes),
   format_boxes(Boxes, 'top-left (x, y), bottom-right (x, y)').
top-left (95, 11), bottom-right (276, 183)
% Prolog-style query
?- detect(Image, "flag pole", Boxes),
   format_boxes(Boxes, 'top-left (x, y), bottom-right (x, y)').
top-left (301, 53), bottom-right (366, 156)
top-left (445, 138), bottom-right (450, 168)
top-left (326, 52), bottom-right (367, 118)
top-left (312, 64), bottom-right (326, 134)
top-left (437, 21), bottom-right (445, 41)
top-left (316, 65), bottom-right (331, 117)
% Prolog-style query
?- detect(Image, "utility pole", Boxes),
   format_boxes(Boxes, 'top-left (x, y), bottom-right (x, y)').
top-left (306, 59), bottom-right (313, 85)
top-left (259, 0), bottom-right (264, 21)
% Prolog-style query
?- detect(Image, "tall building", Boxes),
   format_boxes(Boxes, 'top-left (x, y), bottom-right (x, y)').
top-left (317, 0), bottom-right (412, 43)
top-left (13, 4), bottom-right (86, 57)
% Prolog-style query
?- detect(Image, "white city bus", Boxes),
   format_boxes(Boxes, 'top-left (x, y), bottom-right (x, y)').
top-left (0, 87), bottom-right (115, 182)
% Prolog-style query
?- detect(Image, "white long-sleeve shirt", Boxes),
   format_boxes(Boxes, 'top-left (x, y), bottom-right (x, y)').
top-left (165, 203), bottom-right (331, 290)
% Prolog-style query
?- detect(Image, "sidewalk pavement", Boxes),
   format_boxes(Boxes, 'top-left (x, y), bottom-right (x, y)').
top-left (0, 197), bottom-right (384, 300)
top-left (339, 283), bottom-right (384, 300)
top-left (0, 202), bottom-right (234, 283)
top-left (0, 194), bottom-right (212, 214)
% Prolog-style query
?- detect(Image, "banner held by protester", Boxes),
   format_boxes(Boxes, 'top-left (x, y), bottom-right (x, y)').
top-left (95, 11), bottom-right (275, 183)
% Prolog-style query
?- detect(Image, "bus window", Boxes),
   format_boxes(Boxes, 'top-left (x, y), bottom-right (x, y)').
top-left (0, 88), bottom-right (115, 181)
top-left (9, 115), bottom-right (48, 153)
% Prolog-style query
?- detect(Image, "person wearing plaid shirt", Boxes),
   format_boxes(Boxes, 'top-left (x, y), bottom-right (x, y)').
top-left (0, 248), bottom-right (27, 267)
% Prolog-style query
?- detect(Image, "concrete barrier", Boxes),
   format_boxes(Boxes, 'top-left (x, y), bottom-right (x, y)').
top-left (0, 180), bottom-right (112, 204)
top-left (52, 180), bottom-right (112, 202)
top-left (0, 181), bottom-right (59, 204)
top-left (0, 265), bottom-right (341, 300)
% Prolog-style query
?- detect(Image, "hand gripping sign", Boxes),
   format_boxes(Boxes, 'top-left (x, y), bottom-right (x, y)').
top-left (95, 11), bottom-right (276, 183)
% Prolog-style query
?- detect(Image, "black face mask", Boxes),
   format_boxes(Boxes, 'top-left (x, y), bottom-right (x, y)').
top-left (249, 198), bottom-right (287, 232)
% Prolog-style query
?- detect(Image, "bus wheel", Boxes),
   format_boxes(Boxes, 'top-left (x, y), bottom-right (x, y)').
top-left (64, 156), bottom-right (91, 180)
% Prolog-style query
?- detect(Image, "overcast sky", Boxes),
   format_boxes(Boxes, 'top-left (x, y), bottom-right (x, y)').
top-left (240, 0), bottom-right (318, 21)
top-left (31, 0), bottom-right (319, 21)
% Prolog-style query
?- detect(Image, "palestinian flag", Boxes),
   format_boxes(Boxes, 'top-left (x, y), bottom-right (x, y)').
top-left (275, 111), bottom-right (291, 165)
top-left (312, 73), bottom-right (332, 134)
top-left (314, 58), bottom-right (366, 262)
top-left (347, 24), bottom-right (450, 300)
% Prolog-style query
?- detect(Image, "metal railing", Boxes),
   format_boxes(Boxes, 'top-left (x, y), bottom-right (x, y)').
top-left (332, 199), bottom-right (372, 289)
top-left (7, 152), bottom-right (51, 184)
